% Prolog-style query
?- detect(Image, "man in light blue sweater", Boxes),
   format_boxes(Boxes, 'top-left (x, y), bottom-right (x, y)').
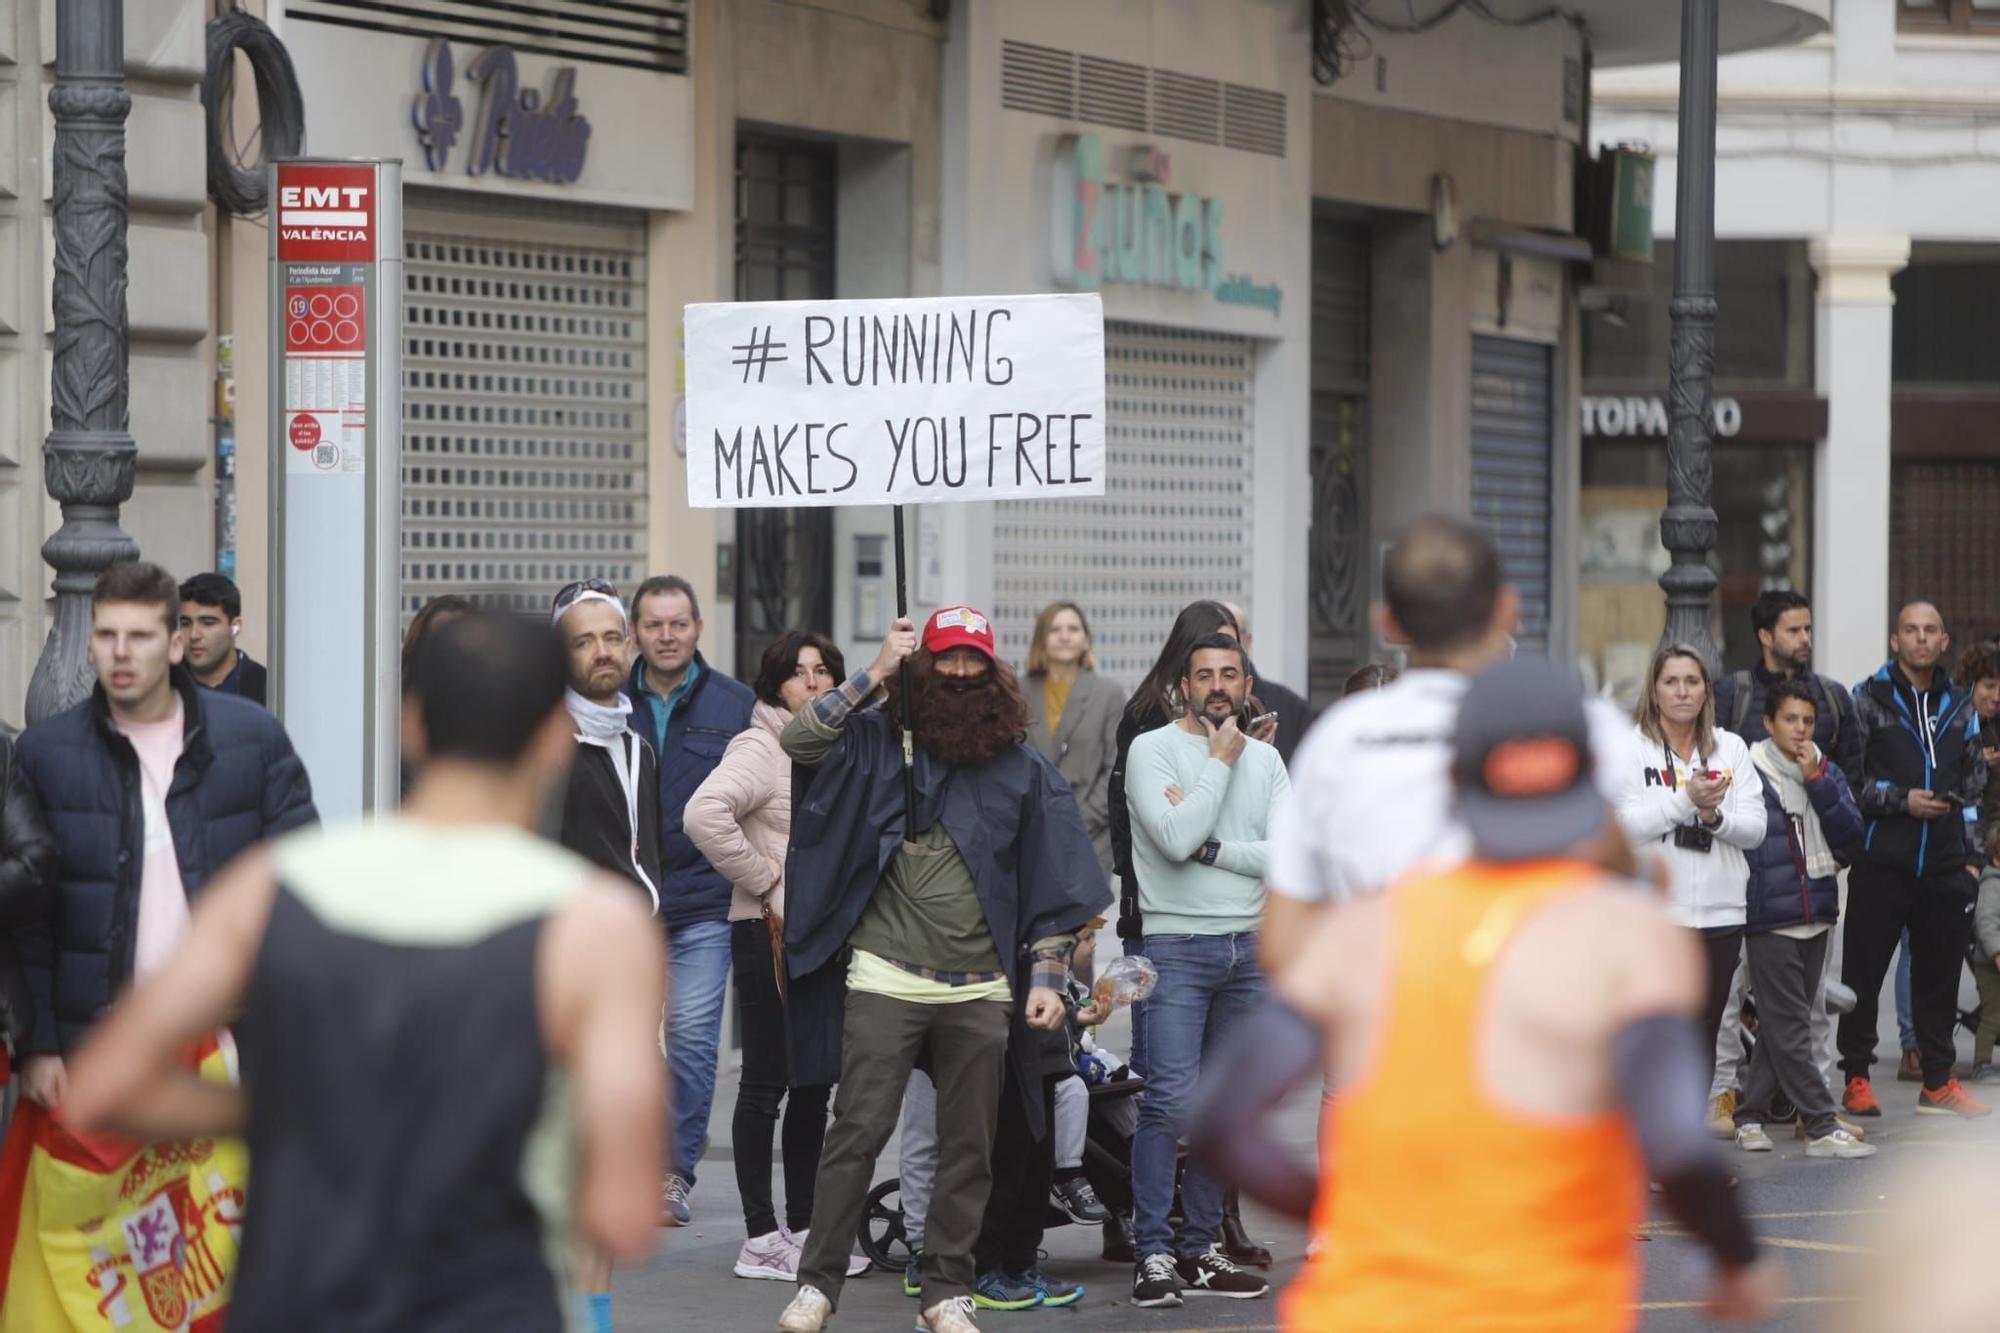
top-left (1123, 632), bottom-right (1290, 1309)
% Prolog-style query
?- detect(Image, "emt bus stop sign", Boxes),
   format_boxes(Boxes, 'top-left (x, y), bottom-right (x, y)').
top-left (268, 159), bottom-right (404, 820)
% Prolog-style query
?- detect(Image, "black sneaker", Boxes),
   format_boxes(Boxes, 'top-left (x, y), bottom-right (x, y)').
top-left (1050, 1176), bottom-right (1109, 1225)
top-left (1131, 1253), bottom-right (1183, 1309)
top-left (1174, 1246), bottom-right (1269, 1299)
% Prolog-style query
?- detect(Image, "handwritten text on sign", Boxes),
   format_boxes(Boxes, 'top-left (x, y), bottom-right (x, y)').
top-left (685, 294), bottom-right (1106, 508)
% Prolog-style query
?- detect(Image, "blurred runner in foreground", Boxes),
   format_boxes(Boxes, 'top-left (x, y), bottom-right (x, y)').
top-left (1192, 659), bottom-right (1782, 1331)
top-left (66, 612), bottom-right (666, 1332)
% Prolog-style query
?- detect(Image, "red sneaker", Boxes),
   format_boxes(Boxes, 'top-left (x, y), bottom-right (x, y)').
top-left (1843, 1077), bottom-right (1881, 1117)
top-left (1917, 1079), bottom-right (1994, 1118)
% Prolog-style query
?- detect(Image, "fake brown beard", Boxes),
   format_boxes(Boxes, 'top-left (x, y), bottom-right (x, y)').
top-left (888, 656), bottom-right (1028, 768)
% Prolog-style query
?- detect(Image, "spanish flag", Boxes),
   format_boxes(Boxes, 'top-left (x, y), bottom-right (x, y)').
top-left (0, 1038), bottom-right (247, 1331)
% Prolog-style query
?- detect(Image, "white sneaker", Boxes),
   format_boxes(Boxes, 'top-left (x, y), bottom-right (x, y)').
top-left (1735, 1123), bottom-right (1774, 1153)
top-left (919, 1294), bottom-right (980, 1332)
top-left (736, 1229), bottom-right (802, 1281)
top-left (778, 1284), bottom-right (833, 1333)
top-left (1805, 1127), bottom-right (1878, 1159)
top-left (787, 1227), bottom-right (871, 1278)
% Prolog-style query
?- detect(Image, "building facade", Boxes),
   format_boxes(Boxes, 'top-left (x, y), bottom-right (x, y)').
top-left (4, 0), bottom-right (1836, 726)
top-left (1595, 0), bottom-right (2000, 688)
top-left (1, 1), bottom-right (211, 730)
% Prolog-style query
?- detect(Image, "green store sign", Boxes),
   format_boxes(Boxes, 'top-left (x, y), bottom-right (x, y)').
top-left (1051, 132), bottom-right (1280, 315)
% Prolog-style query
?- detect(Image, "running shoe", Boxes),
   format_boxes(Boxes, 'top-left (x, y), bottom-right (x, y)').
top-left (1050, 1176), bottom-right (1109, 1225)
top-left (1804, 1128), bottom-right (1878, 1159)
top-left (1734, 1123), bottom-right (1773, 1153)
top-left (660, 1172), bottom-right (693, 1227)
top-left (904, 1250), bottom-right (924, 1298)
top-left (1131, 1253), bottom-right (1183, 1309)
top-left (785, 1229), bottom-right (872, 1278)
top-left (734, 1229), bottom-right (801, 1281)
top-left (1842, 1076), bottom-right (1882, 1117)
top-left (777, 1284), bottom-right (832, 1333)
top-left (1971, 1063), bottom-right (2000, 1086)
top-left (1917, 1078), bottom-right (1994, 1118)
top-left (1174, 1245), bottom-right (1269, 1299)
top-left (971, 1270), bottom-right (1042, 1311)
top-left (920, 1295), bottom-right (981, 1332)
top-left (1012, 1266), bottom-right (1083, 1308)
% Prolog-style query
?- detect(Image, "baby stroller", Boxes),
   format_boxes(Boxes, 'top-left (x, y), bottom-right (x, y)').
top-left (855, 1068), bottom-right (1154, 1272)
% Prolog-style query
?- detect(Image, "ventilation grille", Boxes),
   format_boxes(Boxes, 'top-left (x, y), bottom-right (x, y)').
top-left (1223, 84), bottom-right (1287, 156)
top-left (1000, 39), bottom-right (1076, 118)
top-left (999, 40), bottom-right (1285, 158)
top-left (1151, 70), bottom-right (1220, 145)
top-left (288, 0), bottom-right (691, 75)
top-left (1078, 55), bottom-right (1149, 132)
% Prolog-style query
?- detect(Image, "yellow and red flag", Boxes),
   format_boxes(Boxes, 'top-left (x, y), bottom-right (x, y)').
top-left (0, 1039), bottom-right (247, 1331)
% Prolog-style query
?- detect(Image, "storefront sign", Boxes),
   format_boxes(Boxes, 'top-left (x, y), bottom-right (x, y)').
top-left (1051, 132), bottom-right (1281, 314)
top-left (684, 293), bottom-right (1106, 508)
top-left (1582, 394), bottom-right (1742, 439)
top-left (412, 39), bottom-right (592, 186)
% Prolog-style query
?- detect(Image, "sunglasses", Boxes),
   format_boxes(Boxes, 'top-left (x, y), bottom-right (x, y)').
top-left (553, 577), bottom-right (619, 615)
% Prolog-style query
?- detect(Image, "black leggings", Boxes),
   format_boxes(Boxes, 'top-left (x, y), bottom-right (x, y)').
top-left (974, 1066), bottom-right (1058, 1276)
top-left (731, 919), bottom-right (831, 1238)
top-left (1696, 926), bottom-right (1744, 1092)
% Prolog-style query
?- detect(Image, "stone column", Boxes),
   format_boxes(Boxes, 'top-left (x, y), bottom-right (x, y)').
top-left (1809, 234), bottom-right (1908, 689)
top-left (25, 0), bottom-right (138, 723)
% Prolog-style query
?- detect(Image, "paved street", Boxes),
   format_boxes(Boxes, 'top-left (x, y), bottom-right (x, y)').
top-left (614, 975), bottom-right (2000, 1331)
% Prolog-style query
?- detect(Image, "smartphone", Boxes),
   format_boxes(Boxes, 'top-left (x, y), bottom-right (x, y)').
top-left (1242, 709), bottom-right (1279, 732)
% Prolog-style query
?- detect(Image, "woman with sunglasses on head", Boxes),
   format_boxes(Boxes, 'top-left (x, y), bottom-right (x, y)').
top-left (685, 630), bottom-right (868, 1286)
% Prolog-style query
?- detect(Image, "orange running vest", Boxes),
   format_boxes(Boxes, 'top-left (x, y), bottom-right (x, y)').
top-left (1282, 860), bottom-right (1646, 1333)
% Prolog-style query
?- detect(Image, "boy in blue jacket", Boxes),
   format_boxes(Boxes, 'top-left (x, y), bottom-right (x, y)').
top-left (1733, 680), bottom-right (1874, 1157)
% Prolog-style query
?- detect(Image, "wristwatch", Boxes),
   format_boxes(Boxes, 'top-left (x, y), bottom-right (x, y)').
top-left (1699, 807), bottom-right (1723, 830)
top-left (1194, 839), bottom-right (1222, 867)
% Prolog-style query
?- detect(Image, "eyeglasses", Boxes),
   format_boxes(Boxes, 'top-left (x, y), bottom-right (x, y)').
top-left (553, 578), bottom-right (619, 615)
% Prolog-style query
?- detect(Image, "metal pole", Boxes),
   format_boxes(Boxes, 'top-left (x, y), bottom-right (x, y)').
top-left (893, 504), bottom-right (919, 833)
top-left (26, 0), bottom-right (138, 723)
top-left (1659, 0), bottom-right (1721, 667)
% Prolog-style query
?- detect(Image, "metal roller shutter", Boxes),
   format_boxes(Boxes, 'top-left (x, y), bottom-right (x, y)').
top-left (400, 210), bottom-right (648, 621)
top-left (992, 322), bottom-right (1255, 687)
top-left (1471, 335), bottom-right (1554, 655)
top-left (1892, 459), bottom-right (2000, 648)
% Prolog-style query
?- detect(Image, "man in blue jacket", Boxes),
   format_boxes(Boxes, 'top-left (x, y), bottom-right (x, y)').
top-left (1837, 601), bottom-right (1989, 1119)
top-left (13, 561), bottom-right (316, 1114)
top-left (625, 574), bottom-right (754, 1225)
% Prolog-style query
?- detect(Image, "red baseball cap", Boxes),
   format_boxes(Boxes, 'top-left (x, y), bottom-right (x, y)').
top-left (923, 606), bottom-right (997, 661)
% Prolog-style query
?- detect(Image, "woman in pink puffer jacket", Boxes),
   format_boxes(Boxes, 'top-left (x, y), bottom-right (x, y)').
top-left (684, 630), bottom-right (850, 1284)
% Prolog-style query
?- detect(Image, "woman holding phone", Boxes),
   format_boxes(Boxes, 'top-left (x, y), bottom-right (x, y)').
top-left (1615, 644), bottom-right (1767, 1088)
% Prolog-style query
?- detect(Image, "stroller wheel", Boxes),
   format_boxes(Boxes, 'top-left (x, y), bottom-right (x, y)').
top-left (860, 1178), bottom-right (912, 1273)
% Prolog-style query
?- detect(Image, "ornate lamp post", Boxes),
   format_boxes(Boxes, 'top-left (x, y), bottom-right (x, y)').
top-left (25, 0), bottom-right (139, 724)
top-left (1658, 0), bottom-right (1721, 665)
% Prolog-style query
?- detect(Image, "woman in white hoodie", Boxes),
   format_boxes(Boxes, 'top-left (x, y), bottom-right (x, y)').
top-left (1616, 643), bottom-right (1766, 1086)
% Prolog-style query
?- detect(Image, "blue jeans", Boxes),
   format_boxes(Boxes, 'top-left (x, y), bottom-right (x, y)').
top-left (1896, 927), bottom-right (1917, 1053)
top-left (1130, 931), bottom-right (1267, 1260)
top-left (668, 919), bottom-right (734, 1183)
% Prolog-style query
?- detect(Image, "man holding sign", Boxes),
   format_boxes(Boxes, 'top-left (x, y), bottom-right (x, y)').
top-left (774, 609), bottom-right (1110, 1333)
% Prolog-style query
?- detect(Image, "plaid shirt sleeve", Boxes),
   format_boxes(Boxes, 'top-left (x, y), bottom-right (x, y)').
top-left (1029, 934), bottom-right (1077, 993)
top-left (808, 667), bottom-right (882, 732)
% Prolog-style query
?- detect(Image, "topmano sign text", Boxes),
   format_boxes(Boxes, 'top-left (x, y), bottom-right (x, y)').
top-left (1582, 394), bottom-right (1742, 439)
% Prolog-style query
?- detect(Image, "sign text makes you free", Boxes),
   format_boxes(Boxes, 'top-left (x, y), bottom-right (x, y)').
top-left (684, 294), bottom-right (1106, 509)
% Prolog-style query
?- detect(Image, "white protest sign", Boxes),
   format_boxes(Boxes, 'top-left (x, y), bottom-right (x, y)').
top-left (684, 293), bottom-right (1105, 508)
